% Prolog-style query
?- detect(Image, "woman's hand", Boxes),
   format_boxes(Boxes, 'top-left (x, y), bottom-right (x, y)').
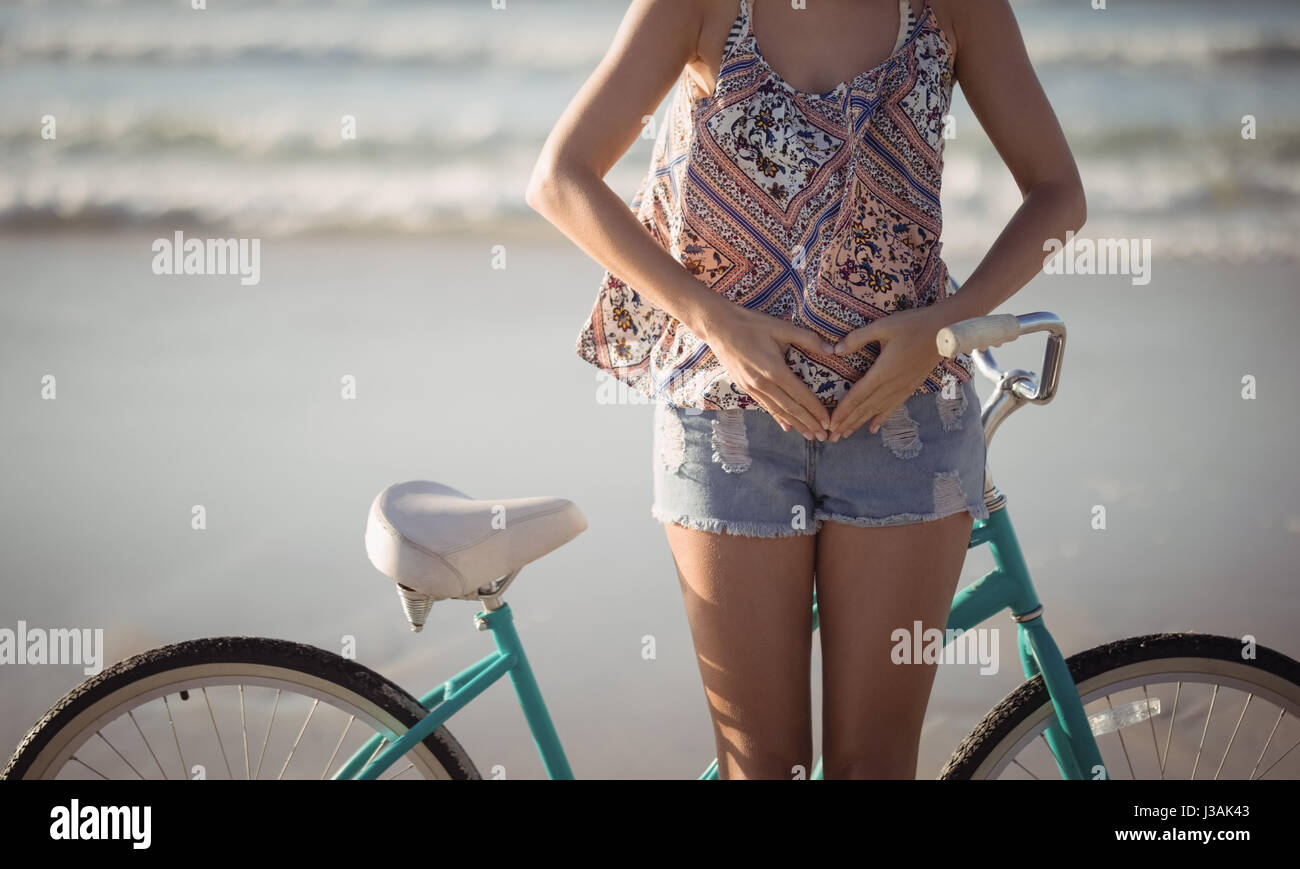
top-left (699, 306), bottom-right (835, 440)
top-left (827, 307), bottom-right (947, 442)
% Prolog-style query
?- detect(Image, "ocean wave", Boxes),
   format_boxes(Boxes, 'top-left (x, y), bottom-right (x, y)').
top-left (1023, 30), bottom-right (1300, 69)
top-left (7, 35), bottom-right (1298, 72)
top-left (1, 6), bottom-right (1296, 72)
top-left (0, 5), bottom-right (611, 72)
top-left (0, 119), bottom-right (539, 161)
top-left (4, 114), bottom-right (1298, 164)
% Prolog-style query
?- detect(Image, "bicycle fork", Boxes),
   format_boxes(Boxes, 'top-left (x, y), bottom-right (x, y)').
top-left (1016, 617), bottom-right (1106, 779)
top-left (954, 506), bottom-right (1106, 779)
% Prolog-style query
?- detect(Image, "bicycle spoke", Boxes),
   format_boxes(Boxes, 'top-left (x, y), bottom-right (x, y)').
top-left (1250, 709), bottom-right (1286, 780)
top-left (1142, 685), bottom-right (1163, 780)
top-left (1215, 694), bottom-right (1252, 780)
top-left (381, 762), bottom-right (415, 781)
top-left (96, 731), bottom-right (145, 780)
top-left (253, 689), bottom-right (281, 781)
top-left (163, 694), bottom-right (188, 780)
top-left (1160, 682), bottom-right (1181, 776)
top-left (1012, 738), bottom-right (1047, 780)
top-left (202, 687), bottom-right (234, 780)
top-left (1011, 759), bottom-right (1039, 780)
top-left (1013, 733), bottom-right (1055, 780)
top-left (278, 698), bottom-right (319, 780)
top-left (1105, 695), bottom-right (1136, 779)
top-left (128, 709), bottom-right (167, 780)
top-left (1191, 685), bottom-right (1219, 779)
top-left (1256, 734), bottom-right (1300, 780)
top-left (364, 738), bottom-right (390, 771)
top-left (240, 685), bottom-right (250, 781)
top-left (69, 755), bottom-right (110, 780)
top-left (322, 716), bottom-right (356, 780)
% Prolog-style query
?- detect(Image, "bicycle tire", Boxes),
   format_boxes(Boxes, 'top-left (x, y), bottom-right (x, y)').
top-left (3, 636), bottom-right (481, 780)
top-left (940, 632), bottom-right (1300, 780)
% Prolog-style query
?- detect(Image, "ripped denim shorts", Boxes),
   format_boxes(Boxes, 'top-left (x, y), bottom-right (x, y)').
top-left (650, 377), bottom-right (989, 537)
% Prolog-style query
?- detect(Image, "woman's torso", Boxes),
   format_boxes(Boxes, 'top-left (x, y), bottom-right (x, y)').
top-left (575, 0), bottom-right (975, 411)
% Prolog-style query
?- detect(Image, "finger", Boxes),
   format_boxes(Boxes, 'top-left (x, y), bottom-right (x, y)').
top-left (766, 333), bottom-right (832, 429)
top-left (864, 402), bottom-right (899, 436)
top-left (854, 388), bottom-right (912, 438)
top-left (747, 386), bottom-right (799, 435)
top-left (836, 400), bottom-right (883, 440)
top-left (828, 370), bottom-right (888, 437)
top-left (768, 402), bottom-right (809, 438)
top-left (829, 386), bottom-right (865, 430)
top-left (866, 376), bottom-right (931, 434)
top-left (834, 320), bottom-right (885, 356)
top-left (763, 381), bottom-right (823, 439)
top-left (832, 385), bottom-right (896, 440)
top-left (780, 322), bottom-right (836, 357)
top-left (769, 365), bottom-right (831, 430)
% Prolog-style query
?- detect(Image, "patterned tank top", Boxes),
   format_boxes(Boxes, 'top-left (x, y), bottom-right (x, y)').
top-left (574, 0), bottom-right (974, 411)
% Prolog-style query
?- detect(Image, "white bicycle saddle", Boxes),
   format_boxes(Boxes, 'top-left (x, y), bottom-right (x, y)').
top-left (364, 480), bottom-right (587, 602)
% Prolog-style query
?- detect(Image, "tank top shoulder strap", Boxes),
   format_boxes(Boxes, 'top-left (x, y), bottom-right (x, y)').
top-left (894, 0), bottom-right (914, 51)
top-left (720, 0), bottom-right (751, 65)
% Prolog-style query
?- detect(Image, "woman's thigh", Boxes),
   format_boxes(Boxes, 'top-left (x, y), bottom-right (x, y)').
top-left (814, 512), bottom-right (973, 779)
top-left (651, 400), bottom-right (822, 778)
top-left (665, 521), bottom-right (816, 780)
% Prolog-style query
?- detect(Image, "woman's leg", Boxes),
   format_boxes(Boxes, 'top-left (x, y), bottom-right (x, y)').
top-left (665, 522), bottom-right (817, 780)
top-left (814, 511), bottom-right (973, 779)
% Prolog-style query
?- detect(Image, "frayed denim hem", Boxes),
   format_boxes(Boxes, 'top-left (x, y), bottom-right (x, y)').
top-left (650, 505), bottom-right (819, 538)
top-left (814, 501), bottom-right (989, 529)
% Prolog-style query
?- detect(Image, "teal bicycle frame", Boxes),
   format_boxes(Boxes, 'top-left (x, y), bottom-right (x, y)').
top-left (336, 498), bottom-right (1105, 781)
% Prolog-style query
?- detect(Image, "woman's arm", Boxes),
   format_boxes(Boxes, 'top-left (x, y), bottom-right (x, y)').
top-left (526, 0), bottom-right (833, 437)
top-left (827, 0), bottom-right (1086, 441)
top-left (928, 0), bottom-right (1087, 323)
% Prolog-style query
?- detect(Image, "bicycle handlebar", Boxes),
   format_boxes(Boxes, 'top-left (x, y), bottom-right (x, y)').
top-left (932, 277), bottom-right (1068, 451)
top-left (935, 313), bottom-right (1021, 358)
top-left (937, 311), bottom-right (1067, 404)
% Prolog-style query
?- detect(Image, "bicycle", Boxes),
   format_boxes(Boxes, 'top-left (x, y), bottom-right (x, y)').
top-left (7, 292), bottom-right (1300, 780)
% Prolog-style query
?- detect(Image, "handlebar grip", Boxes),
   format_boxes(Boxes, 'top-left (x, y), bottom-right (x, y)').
top-left (935, 314), bottom-right (1022, 358)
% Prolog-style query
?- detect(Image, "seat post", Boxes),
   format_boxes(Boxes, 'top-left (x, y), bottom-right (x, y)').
top-left (477, 568), bottom-right (522, 612)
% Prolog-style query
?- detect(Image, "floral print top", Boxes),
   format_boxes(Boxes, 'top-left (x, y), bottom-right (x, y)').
top-left (574, 0), bottom-right (974, 411)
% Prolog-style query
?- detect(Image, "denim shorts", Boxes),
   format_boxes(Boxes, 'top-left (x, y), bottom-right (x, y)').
top-left (650, 377), bottom-right (989, 537)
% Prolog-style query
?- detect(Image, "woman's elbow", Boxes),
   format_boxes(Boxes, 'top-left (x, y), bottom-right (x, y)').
top-left (1063, 175), bottom-right (1087, 233)
top-left (1038, 175), bottom-right (1087, 235)
top-left (525, 159), bottom-right (556, 214)
top-left (527, 146), bottom-right (578, 214)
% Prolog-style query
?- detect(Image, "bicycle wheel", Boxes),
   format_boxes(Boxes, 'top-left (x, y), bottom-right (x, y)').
top-left (3, 636), bottom-right (480, 780)
top-left (940, 632), bottom-right (1300, 780)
